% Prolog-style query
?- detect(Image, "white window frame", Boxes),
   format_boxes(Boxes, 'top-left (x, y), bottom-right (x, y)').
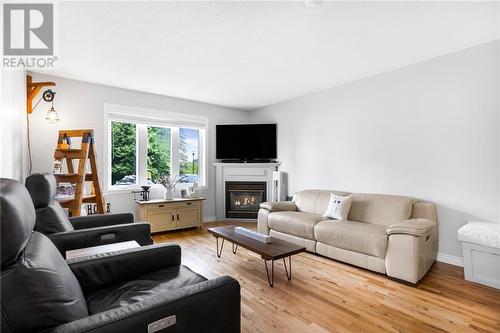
top-left (103, 103), bottom-right (208, 192)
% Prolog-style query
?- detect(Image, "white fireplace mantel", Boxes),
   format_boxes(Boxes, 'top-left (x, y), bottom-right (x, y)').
top-left (214, 162), bottom-right (281, 221)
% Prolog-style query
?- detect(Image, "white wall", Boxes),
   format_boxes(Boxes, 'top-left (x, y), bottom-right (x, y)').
top-left (251, 40), bottom-right (500, 259)
top-left (22, 41), bottom-right (499, 260)
top-left (28, 73), bottom-right (249, 219)
top-left (1, 70), bottom-right (27, 181)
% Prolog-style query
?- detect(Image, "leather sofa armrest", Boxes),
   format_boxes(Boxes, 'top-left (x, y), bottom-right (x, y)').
top-left (69, 213), bottom-right (134, 229)
top-left (48, 222), bottom-right (153, 256)
top-left (260, 201), bottom-right (297, 212)
top-left (386, 218), bottom-right (436, 237)
top-left (68, 243), bottom-right (182, 294)
top-left (48, 276), bottom-right (240, 333)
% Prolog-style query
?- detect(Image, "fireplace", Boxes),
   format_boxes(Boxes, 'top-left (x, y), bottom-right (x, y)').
top-left (225, 181), bottom-right (267, 219)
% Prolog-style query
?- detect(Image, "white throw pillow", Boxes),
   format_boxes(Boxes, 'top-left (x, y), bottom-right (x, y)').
top-left (323, 194), bottom-right (352, 220)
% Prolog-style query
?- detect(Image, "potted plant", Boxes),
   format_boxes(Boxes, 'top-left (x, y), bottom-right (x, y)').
top-left (157, 174), bottom-right (187, 200)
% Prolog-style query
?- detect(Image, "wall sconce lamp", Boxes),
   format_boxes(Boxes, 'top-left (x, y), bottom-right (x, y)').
top-left (26, 74), bottom-right (60, 123)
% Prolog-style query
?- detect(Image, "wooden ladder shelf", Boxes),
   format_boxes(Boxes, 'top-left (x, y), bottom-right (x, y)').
top-left (54, 129), bottom-right (105, 216)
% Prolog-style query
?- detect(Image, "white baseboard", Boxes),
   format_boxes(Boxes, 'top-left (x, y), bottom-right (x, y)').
top-left (203, 216), bottom-right (216, 223)
top-left (436, 252), bottom-right (464, 267)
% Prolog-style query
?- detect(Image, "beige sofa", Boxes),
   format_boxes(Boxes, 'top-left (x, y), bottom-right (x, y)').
top-left (258, 190), bottom-right (438, 284)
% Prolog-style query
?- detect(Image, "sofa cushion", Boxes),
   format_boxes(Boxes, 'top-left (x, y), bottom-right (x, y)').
top-left (1, 232), bottom-right (89, 332)
top-left (411, 202), bottom-right (437, 221)
top-left (293, 190), bottom-right (350, 215)
top-left (34, 201), bottom-right (75, 234)
top-left (268, 211), bottom-right (324, 239)
top-left (86, 265), bottom-right (207, 314)
top-left (25, 173), bottom-right (57, 208)
top-left (314, 220), bottom-right (388, 258)
top-left (348, 193), bottom-right (416, 226)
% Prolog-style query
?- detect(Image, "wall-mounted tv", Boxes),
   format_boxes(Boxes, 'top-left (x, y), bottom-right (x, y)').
top-left (216, 124), bottom-right (277, 161)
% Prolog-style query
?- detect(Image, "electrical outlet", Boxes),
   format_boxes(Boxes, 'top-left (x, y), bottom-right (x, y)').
top-left (148, 315), bottom-right (176, 333)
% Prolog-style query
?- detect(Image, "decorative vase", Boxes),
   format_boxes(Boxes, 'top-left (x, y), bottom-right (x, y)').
top-left (165, 187), bottom-right (174, 200)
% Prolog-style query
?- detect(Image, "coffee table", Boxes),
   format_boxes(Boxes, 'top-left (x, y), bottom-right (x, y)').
top-left (208, 226), bottom-right (306, 287)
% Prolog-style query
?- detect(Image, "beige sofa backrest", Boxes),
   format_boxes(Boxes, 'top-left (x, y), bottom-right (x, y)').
top-left (293, 190), bottom-right (436, 226)
top-left (411, 202), bottom-right (437, 221)
top-left (293, 190), bottom-right (350, 215)
top-left (348, 193), bottom-right (416, 226)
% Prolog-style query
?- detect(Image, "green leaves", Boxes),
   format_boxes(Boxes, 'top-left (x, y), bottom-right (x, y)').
top-left (111, 123), bottom-right (199, 186)
top-left (111, 122), bottom-right (136, 184)
top-left (147, 126), bottom-right (171, 183)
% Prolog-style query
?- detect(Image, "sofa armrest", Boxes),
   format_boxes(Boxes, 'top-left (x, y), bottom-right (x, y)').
top-left (385, 217), bottom-right (438, 284)
top-left (69, 213), bottom-right (134, 229)
top-left (48, 276), bottom-right (240, 333)
top-left (48, 222), bottom-right (153, 256)
top-left (259, 201), bottom-right (297, 212)
top-left (68, 243), bottom-right (182, 294)
top-left (386, 218), bottom-right (436, 237)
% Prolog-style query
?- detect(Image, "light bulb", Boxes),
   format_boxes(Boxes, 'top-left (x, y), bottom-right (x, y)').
top-left (45, 106), bottom-right (60, 124)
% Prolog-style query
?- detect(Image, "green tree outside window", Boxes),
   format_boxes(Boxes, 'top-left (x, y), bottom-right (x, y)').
top-left (147, 126), bottom-right (171, 183)
top-left (111, 122), bottom-right (136, 185)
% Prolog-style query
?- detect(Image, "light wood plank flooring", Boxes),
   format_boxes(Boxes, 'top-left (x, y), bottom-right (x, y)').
top-left (153, 222), bottom-right (500, 333)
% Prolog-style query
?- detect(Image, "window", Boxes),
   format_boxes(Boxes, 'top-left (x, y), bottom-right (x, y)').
top-left (147, 126), bottom-right (171, 184)
top-left (179, 128), bottom-right (200, 184)
top-left (105, 104), bottom-right (207, 190)
top-left (111, 122), bottom-right (137, 186)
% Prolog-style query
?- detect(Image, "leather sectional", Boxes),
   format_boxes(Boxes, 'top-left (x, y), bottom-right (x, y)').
top-left (24, 173), bottom-right (153, 256)
top-left (1, 178), bottom-right (240, 333)
top-left (258, 190), bottom-right (438, 284)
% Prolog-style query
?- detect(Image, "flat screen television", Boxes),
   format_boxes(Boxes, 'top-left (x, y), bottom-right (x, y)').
top-left (216, 124), bottom-right (277, 161)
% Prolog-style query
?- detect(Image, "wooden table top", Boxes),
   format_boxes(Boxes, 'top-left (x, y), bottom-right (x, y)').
top-left (135, 197), bottom-right (206, 204)
top-left (208, 225), bottom-right (306, 261)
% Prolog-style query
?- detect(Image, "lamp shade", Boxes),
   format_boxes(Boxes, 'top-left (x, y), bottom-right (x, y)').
top-left (45, 106), bottom-right (60, 124)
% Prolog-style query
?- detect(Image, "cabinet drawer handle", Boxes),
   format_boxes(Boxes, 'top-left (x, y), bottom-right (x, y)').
top-left (171, 215), bottom-right (175, 221)
top-left (186, 202), bottom-right (192, 205)
top-left (158, 204), bottom-right (165, 208)
top-left (177, 214), bottom-right (180, 220)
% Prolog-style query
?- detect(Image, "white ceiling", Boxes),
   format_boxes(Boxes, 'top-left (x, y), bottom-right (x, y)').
top-left (43, 1), bottom-right (499, 110)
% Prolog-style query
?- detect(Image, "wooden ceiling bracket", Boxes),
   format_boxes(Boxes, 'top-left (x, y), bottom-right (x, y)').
top-left (27, 74), bottom-right (56, 114)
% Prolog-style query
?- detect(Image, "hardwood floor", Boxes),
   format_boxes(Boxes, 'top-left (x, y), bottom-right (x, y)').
top-left (153, 222), bottom-right (500, 333)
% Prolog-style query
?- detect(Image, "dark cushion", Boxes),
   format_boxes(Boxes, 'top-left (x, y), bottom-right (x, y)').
top-left (25, 173), bottom-right (57, 208)
top-left (0, 179), bottom-right (36, 269)
top-left (25, 173), bottom-right (75, 234)
top-left (34, 201), bottom-right (75, 233)
top-left (1, 232), bottom-right (89, 332)
top-left (86, 265), bottom-right (207, 314)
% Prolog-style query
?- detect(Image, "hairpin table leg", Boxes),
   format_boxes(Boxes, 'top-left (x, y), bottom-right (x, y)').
top-left (232, 243), bottom-right (238, 254)
top-left (264, 260), bottom-right (274, 287)
top-left (216, 238), bottom-right (224, 258)
top-left (283, 256), bottom-right (292, 280)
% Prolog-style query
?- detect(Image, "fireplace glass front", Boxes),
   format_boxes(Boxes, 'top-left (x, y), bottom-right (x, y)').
top-left (225, 182), bottom-right (266, 219)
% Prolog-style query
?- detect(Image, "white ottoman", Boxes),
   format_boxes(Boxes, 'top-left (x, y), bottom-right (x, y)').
top-left (457, 221), bottom-right (500, 289)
